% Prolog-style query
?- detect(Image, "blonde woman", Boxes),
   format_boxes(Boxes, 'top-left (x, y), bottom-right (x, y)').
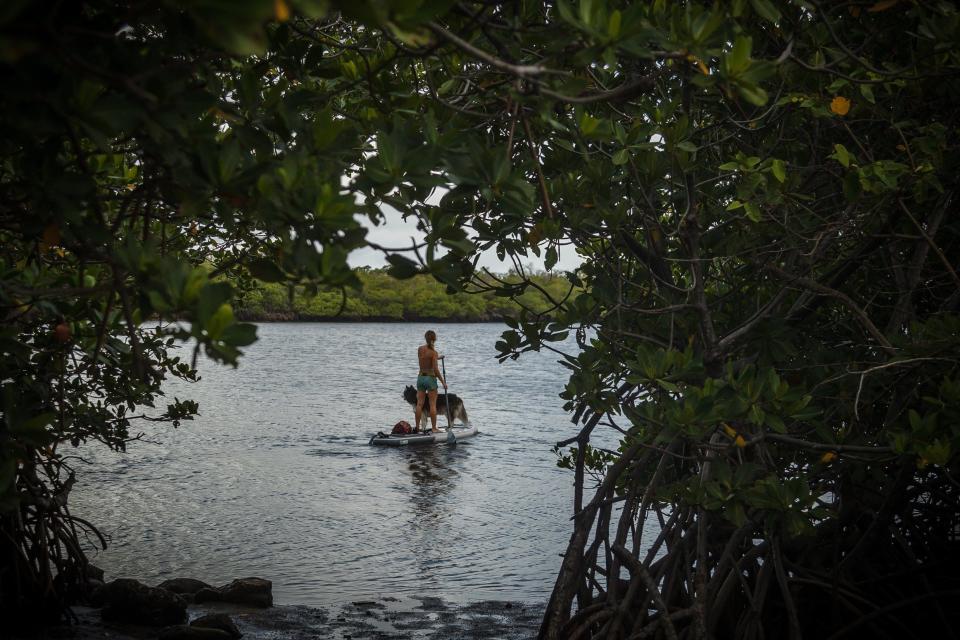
top-left (415, 330), bottom-right (447, 433)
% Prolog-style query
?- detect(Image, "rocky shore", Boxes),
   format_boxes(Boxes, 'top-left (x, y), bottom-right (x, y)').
top-left (20, 571), bottom-right (543, 640)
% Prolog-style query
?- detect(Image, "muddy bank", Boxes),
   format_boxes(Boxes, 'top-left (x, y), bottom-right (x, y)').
top-left (37, 596), bottom-right (542, 640)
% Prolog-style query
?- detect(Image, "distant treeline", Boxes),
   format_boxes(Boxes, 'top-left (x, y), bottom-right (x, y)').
top-left (233, 268), bottom-right (575, 321)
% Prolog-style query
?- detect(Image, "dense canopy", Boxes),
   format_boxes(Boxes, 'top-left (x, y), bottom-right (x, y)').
top-left (2, 1), bottom-right (959, 637)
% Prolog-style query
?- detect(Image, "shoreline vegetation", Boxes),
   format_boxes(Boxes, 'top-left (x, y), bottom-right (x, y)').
top-left (232, 268), bottom-right (575, 323)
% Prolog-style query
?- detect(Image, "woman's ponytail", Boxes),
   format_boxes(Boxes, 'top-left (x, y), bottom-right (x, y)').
top-left (425, 330), bottom-right (437, 351)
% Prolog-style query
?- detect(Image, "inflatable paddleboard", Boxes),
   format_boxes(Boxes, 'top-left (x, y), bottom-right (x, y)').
top-left (369, 426), bottom-right (478, 446)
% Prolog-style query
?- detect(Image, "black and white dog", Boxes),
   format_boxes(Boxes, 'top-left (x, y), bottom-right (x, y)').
top-left (403, 385), bottom-right (470, 429)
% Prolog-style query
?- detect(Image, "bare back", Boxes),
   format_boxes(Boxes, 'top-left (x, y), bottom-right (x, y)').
top-left (418, 344), bottom-right (438, 375)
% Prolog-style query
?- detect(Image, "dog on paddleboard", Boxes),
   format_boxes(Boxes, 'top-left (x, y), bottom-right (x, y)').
top-left (403, 385), bottom-right (470, 429)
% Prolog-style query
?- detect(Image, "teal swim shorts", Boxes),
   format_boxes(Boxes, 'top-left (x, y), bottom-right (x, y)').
top-left (416, 375), bottom-right (438, 391)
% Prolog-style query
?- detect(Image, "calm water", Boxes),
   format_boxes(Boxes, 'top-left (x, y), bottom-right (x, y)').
top-left (72, 323), bottom-right (584, 607)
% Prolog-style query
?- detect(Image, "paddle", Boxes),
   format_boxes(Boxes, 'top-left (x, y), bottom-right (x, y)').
top-left (440, 355), bottom-right (456, 445)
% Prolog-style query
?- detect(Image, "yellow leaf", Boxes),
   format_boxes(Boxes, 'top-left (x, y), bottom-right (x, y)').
top-left (917, 456), bottom-right (929, 469)
top-left (274, 0), bottom-right (291, 22)
top-left (868, 0), bottom-right (898, 12)
top-left (830, 96), bottom-right (851, 116)
top-left (820, 451), bottom-right (837, 464)
top-left (697, 59), bottom-right (709, 76)
top-left (722, 423), bottom-right (737, 438)
top-left (735, 435), bottom-right (746, 448)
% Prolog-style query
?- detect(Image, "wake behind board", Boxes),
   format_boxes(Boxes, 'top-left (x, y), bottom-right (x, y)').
top-left (369, 426), bottom-right (478, 446)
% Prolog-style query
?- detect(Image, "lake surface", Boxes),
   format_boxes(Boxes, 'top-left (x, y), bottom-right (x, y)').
top-left (72, 323), bottom-right (585, 607)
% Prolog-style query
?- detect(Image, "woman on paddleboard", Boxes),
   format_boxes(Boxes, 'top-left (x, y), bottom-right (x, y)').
top-left (415, 330), bottom-right (447, 433)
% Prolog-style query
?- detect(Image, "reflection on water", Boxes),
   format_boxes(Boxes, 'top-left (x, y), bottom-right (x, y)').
top-left (404, 446), bottom-right (467, 593)
top-left (406, 446), bottom-right (463, 523)
top-left (72, 323), bottom-right (585, 606)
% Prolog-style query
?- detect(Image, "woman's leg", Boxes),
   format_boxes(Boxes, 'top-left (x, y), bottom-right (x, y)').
top-left (415, 390), bottom-right (426, 432)
top-left (428, 389), bottom-right (439, 432)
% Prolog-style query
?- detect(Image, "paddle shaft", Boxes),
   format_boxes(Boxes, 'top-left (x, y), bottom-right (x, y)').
top-left (441, 356), bottom-right (453, 428)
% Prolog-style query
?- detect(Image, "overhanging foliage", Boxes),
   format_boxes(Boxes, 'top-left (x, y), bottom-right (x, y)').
top-left (2, 1), bottom-right (959, 637)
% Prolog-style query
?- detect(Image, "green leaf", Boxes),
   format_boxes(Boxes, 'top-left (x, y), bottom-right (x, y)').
top-left (247, 258), bottom-right (286, 283)
top-left (749, 0), bottom-right (781, 24)
top-left (771, 159), bottom-right (786, 183)
top-left (579, 112), bottom-right (601, 136)
top-left (545, 245), bottom-right (559, 271)
top-left (197, 282), bottom-right (233, 324)
top-left (737, 82), bottom-right (769, 106)
top-left (578, 0), bottom-right (595, 28)
top-left (556, 0), bottom-right (579, 26)
top-left (608, 9), bottom-right (621, 38)
top-left (612, 149), bottom-right (629, 165)
top-left (385, 254), bottom-right (421, 279)
top-left (727, 36), bottom-right (753, 75)
top-left (313, 109), bottom-right (350, 149)
top-left (221, 322), bottom-right (258, 347)
top-left (657, 378), bottom-right (680, 392)
top-left (765, 413), bottom-right (786, 433)
top-left (919, 440), bottom-right (951, 466)
top-left (727, 502), bottom-right (747, 526)
top-left (207, 303), bottom-right (234, 340)
top-left (831, 143), bottom-right (852, 168)
top-left (437, 79), bottom-right (457, 96)
top-left (148, 290), bottom-right (170, 313)
top-left (908, 409), bottom-right (922, 431)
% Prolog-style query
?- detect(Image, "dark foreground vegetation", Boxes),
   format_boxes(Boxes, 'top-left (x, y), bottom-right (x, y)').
top-left (2, 1), bottom-right (959, 639)
top-left (234, 268), bottom-right (573, 321)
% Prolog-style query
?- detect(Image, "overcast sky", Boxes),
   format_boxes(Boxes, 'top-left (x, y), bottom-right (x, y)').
top-left (348, 207), bottom-right (583, 274)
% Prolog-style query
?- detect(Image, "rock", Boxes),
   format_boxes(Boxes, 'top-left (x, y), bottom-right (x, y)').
top-left (158, 625), bottom-right (232, 640)
top-left (215, 577), bottom-right (272, 608)
top-left (85, 578), bottom-right (106, 607)
top-left (159, 577), bottom-right (212, 595)
top-left (85, 563), bottom-right (105, 582)
top-left (158, 577), bottom-right (213, 602)
top-left (193, 587), bottom-right (223, 604)
top-left (101, 578), bottom-right (187, 626)
top-left (190, 613), bottom-right (242, 639)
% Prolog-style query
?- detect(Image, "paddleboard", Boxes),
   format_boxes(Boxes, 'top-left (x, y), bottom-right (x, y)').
top-left (369, 425), bottom-right (478, 446)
